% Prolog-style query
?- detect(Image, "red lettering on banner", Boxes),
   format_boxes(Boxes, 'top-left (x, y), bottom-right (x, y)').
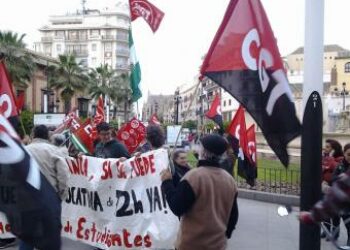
top-left (116, 161), bottom-right (127, 179)
top-left (76, 217), bottom-right (86, 239)
top-left (73, 216), bottom-right (153, 248)
top-left (123, 229), bottom-right (133, 248)
top-left (66, 158), bottom-right (88, 176)
top-left (149, 154), bottom-right (156, 173)
top-left (129, 154), bottom-right (156, 178)
top-left (134, 235), bottom-right (143, 247)
top-left (144, 234), bottom-right (152, 247)
top-left (101, 161), bottom-right (112, 180)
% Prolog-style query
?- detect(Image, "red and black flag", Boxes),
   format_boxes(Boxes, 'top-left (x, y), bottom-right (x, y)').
top-left (0, 62), bottom-right (19, 128)
top-left (206, 94), bottom-right (223, 133)
top-left (200, 0), bottom-right (301, 166)
top-left (227, 106), bottom-right (256, 186)
top-left (0, 113), bottom-right (61, 249)
top-left (247, 124), bottom-right (257, 167)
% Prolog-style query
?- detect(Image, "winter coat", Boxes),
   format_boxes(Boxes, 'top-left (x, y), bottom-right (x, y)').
top-left (26, 138), bottom-right (69, 200)
top-left (94, 139), bottom-right (130, 159)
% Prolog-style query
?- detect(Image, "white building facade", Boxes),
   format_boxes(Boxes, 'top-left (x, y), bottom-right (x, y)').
top-left (34, 6), bottom-right (130, 73)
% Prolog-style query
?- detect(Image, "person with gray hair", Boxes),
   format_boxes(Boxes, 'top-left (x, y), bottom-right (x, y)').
top-left (161, 134), bottom-right (239, 250)
top-left (50, 133), bottom-right (68, 156)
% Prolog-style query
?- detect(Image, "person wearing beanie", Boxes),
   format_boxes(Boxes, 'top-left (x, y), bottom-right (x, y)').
top-left (161, 134), bottom-right (239, 250)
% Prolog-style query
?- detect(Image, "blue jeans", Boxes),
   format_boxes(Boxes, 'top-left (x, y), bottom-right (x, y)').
top-left (19, 240), bottom-right (33, 250)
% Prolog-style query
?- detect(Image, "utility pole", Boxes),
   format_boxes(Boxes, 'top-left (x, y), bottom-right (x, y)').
top-left (300, 0), bottom-right (324, 250)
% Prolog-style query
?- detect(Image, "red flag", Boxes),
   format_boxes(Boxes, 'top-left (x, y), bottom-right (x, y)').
top-left (149, 113), bottom-right (161, 125)
top-left (129, 0), bottom-right (164, 32)
top-left (200, 0), bottom-right (300, 166)
top-left (0, 62), bottom-right (18, 119)
top-left (247, 124), bottom-right (257, 166)
top-left (16, 91), bottom-right (25, 112)
top-left (205, 94), bottom-right (223, 130)
top-left (227, 105), bottom-right (248, 158)
top-left (116, 117), bottom-right (146, 154)
top-left (72, 118), bottom-right (94, 154)
top-left (94, 95), bottom-right (105, 126)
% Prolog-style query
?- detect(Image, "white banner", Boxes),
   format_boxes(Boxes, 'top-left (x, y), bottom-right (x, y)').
top-left (62, 148), bottom-right (179, 249)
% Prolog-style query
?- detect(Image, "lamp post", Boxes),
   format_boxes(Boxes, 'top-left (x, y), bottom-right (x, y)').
top-left (341, 82), bottom-right (349, 111)
top-left (174, 89), bottom-right (182, 125)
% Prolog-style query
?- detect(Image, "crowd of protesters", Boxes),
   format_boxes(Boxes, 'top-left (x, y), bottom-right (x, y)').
top-left (0, 121), bottom-right (239, 250)
top-left (4, 116), bottom-right (350, 249)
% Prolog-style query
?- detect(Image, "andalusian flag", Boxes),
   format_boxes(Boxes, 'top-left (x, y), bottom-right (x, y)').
top-left (129, 29), bottom-right (142, 102)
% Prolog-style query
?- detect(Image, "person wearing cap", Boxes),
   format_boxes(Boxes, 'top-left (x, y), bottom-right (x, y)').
top-left (94, 122), bottom-right (130, 159)
top-left (161, 134), bottom-right (239, 250)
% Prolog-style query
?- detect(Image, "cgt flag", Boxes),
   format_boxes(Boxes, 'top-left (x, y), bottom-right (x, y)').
top-left (0, 62), bottom-right (19, 127)
top-left (0, 113), bottom-right (61, 249)
top-left (129, 0), bottom-right (164, 33)
top-left (205, 94), bottom-right (223, 133)
top-left (200, 0), bottom-right (301, 166)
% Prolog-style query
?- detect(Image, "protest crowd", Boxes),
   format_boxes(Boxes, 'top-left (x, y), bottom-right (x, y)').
top-left (1, 0), bottom-right (350, 249)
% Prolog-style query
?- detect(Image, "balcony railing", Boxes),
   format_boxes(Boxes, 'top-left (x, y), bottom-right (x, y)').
top-left (116, 49), bottom-right (129, 57)
top-left (65, 50), bottom-right (89, 57)
top-left (102, 35), bottom-right (116, 41)
top-left (116, 64), bottom-right (130, 70)
top-left (116, 35), bottom-right (128, 42)
top-left (41, 37), bottom-right (53, 42)
top-left (66, 36), bottom-right (88, 41)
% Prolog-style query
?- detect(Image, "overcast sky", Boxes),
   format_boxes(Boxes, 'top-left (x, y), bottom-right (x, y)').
top-left (0, 0), bottom-right (349, 104)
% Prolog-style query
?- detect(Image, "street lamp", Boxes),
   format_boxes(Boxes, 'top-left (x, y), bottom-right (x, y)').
top-left (174, 89), bottom-right (182, 125)
top-left (341, 82), bottom-right (349, 111)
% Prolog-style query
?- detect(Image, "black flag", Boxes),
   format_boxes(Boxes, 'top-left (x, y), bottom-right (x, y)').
top-left (200, 0), bottom-right (301, 166)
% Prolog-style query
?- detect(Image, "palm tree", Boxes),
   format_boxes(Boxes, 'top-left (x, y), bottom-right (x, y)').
top-left (0, 31), bottom-right (36, 87)
top-left (48, 54), bottom-right (87, 113)
top-left (88, 64), bottom-right (132, 119)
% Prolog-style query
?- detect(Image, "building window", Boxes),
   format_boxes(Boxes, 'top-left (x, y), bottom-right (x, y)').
top-left (56, 44), bottom-right (61, 53)
top-left (55, 30), bottom-right (65, 38)
top-left (223, 100), bottom-right (226, 107)
top-left (229, 99), bottom-right (232, 106)
top-left (105, 43), bottom-right (112, 52)
top-left (90, 29), bottom-right (100, 36)
top-left (345, 62), bottom-right (350, 73)
top-left (92, 57), bottom-right (97, 65)
top-left (92, 43), bottom-right (97, 51)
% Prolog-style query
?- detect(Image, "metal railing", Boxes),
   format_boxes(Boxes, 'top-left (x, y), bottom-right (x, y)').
top-left (187, 159), bottom-right (300, 196)
top-left (234, 168), bottom-right (300, 196)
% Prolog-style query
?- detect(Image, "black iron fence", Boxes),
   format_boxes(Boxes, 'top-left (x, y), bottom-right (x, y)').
top-left (188, 159), bottom-right (300, 196)
top-left (233, 168), bottom-right (300, 196)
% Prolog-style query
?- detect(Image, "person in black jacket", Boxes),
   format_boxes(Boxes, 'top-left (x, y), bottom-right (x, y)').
top-left (94, 122), bottom-right (130, 159)
top-left (172, 149), bottom-right (191, 187)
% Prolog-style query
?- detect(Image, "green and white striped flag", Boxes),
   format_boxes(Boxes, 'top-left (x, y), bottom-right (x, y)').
top-left (70, 133), bottom-right (90, 154)
top-left (129, 29), bottom-right (142, 102)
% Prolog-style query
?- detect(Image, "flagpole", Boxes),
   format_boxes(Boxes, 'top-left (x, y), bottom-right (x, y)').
top-left (300, 0), bottom-right (324, 250)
